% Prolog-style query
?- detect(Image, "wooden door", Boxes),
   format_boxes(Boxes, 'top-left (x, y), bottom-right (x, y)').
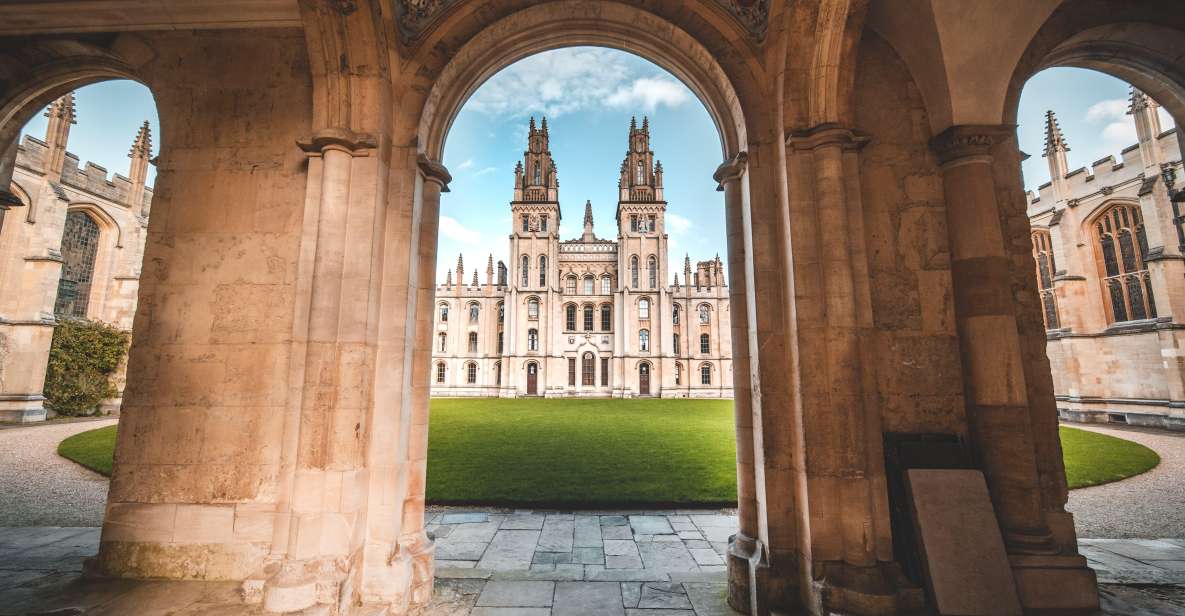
top-left (527, 363), bottom-right (538, 395)
top-left (639, 363), bottom-right (650, 396)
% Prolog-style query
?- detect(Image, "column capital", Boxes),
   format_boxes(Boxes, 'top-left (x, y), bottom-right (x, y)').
top-left (296, 127), bottom-right (378, 155)
top-left (930, 124), bottom-right (1015, 167)
top-left (785, 123), bottom-right (869, 151)
top-left (417, 154), bottom-right (452, 192)
top-left (0, 191), bottom-right (23, 210)
top-left (712, 152), bottom-right (748, 190)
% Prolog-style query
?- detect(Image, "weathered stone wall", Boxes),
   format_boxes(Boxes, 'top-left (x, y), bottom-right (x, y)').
top-left (98, 27), bottom-right (312, 580)
top-left (853, 33), bottom-right (967, 436)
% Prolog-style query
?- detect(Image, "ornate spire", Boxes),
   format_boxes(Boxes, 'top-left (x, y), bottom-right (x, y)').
top-left (673, 273), bottom-right (680, 289)
top-left (540, 116), bottom-right (548, 134)
top-left (684, 254), bottom-right (692, 279)
top-left (1128, 86), bottom-right (1156, 114)
top-left (456, 254), bottom-right (464, 283)
top-left (472, 269), bottom-right (478, 287)
top-left (1042, 110), bottom-right (1069, 157)
top-left (129, 120), bottom-right (152, 159)
top-left (43, 92), bottom-right (77, 180)
top-left (127, 121), bottom-right (153, 214)
top-left (446, 269), bottom-right (452, 286)
top-left (529, 116), bottom-right (537, 132)
top-left (641, 115), bottom-right (649, 133)
top-left (630, 115), bottom-right (637, 131)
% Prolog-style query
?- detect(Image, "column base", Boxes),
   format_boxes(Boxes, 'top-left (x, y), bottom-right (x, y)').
top-left (261, 557), bottom-right (349, 614)
top-left (1009, 553), bottom-right (1100, 612)
top-left (808, 561), bottom-right (926, 616)
top-left (0, 395), bottom-right (47, 422)
top-left (727, 535), bottom-right (801, 616)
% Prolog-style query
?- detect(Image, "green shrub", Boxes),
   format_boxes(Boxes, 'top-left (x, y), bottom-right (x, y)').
top-left (44, 318), bottom-right (129, 417)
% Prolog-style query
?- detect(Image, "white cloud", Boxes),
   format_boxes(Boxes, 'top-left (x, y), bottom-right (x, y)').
top-left (1085, 98), bottom-right (1127, 123)
top-left (456, 158), bottom-right (474, 170)
top-left (606, 77), bottom-right (691, 112)
top-left (465, 48), bottom-right (691, 119)
top-left (439, 215), bottom-right (482, 245)
top-left (1084, 97), bottom-right (1138, 152)
top-left (474, 166), bottom-right (497, 176)
top-left (665, 212), bottom-right (693, 235)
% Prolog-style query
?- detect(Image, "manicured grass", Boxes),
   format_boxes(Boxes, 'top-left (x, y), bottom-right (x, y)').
top-left (58, 424), bottom-right (118, 476)
top-left (54, 405), bottom-right (1162, 503)
top-left (427, 398), bottom-right (738, 507)
top-left (1059, 425), bottom-right (1159, 489)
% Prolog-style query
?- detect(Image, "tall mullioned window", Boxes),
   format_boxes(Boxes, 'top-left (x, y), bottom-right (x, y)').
top-left (638, 298), bottom-right (650, 320)
top-left (673, 333), bottom-right (679, 353)
top-left (700, 333), bottom-right (710, 354)
top-left (1031, 230), bottom-right (1059, 330)
top-left (539, 255), bottom-right (547, 286)
top-left (568, 357), bottom-right (576, 386)
top-left (701, 363), bottom-right (712, 385)
top-left (466, 362), bottom-right (477, 384)
top-left (675, 362), bottom-right (682, 385)
top-left (436, 362), bottom-right (446, 384)
top-left (698, 304), bottom-right (710, 324)
top-left (528, 328), bottom-right (539, 351)
top-left (527, 298), bottom-right (539, 319)
top-left (639, 329), bottom-right (650, 352)
top-left (647, 256), bottom-right (657, 289)
top-left (521, 254), bottom-right (529, 286)
top-left (583, 305), bottom-right (594, 331)
top-left (630, 256), bottom-right (639, 288)
top-left (582, 352), bottom-right (595, 386)
top-left (583, 276), bottom-right (594, 294)
top-left (601, 275), bottom-right (612, 294)
top-left (601, 304), bottom-right (612, 330)
top-left (438, 333), bottom-right (447, 352)
top-left (468, 332), bottom-right (478, 353)
top-left (672, 304), bottom-right (680, 324)
top-left (469, 303), bottom-right (479, 322)
top-left (566, 276), bottom-right (577, 294)
top-left (439, 304), bottom-right (449, 322)
top-left (566, 304), bottom-right (577, 330)
top-left (601, 357), bottom-right (609, 386)
top-left (1094, 203), bottom-right (1156, 323)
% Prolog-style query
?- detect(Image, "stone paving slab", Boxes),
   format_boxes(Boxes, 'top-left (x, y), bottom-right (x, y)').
top-left (553, 581), bottom-right (625, 616)
top-left (475, 580), bottom-right (555, 607)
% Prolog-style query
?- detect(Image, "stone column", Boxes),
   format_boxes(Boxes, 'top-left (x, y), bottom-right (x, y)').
top-left (714, 153), bottom-right (761, 609)
top-left (786, 125), bottom-right (917, 614)
top-left (931, 126), bottom-right (1098, 611)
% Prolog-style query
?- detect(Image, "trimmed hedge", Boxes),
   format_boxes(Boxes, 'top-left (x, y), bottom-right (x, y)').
top-left (44, 318), bottom-right (129, 417)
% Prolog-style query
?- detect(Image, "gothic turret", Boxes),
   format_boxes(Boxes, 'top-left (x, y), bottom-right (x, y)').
top-left (581, 200), bottom-right (596, 241)
top-left (128, 120), bottom-right (152, 214)
top-left (1129, 87), bottom-right (1164, 171)
top-left (1043, 110), bottom-right (1071, 201)
top-left (43, 92), bottom-right (77, 182)
top-left (510, 117), bottom-right (561, 239)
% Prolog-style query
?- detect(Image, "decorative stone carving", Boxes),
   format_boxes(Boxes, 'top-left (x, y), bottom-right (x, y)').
top-left (394, 0), bottom-right (460, 45)
top-left (929, 125), bottom-right (1015, 166)
top-left (713, 0), bottom-right (771, 41)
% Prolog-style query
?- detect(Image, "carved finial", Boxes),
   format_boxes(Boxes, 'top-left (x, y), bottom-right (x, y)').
top-left (630, 115), bottom-right (637, 131)
top-left (456, 254), bottom-right (464, 280)
top-left (529, 116), bottom-right (537, 132)
top-left (1043, 110), bottom-right (1070, 157)
top-left (584, 200), bottom-right (594, 226)
top-left (641, 116), bottom-right (649, 133)
top-left (46, 92), bottom-right (77, 124)
top-left (487, 254), bottom-right (494, 274)
top-left (446, 269), bottom-right (452, 286)
top-left (129, 121), bottom-right (152, 159)
top-left (472, 269), bottom-right (478, 287)
top-left (1128, 86), bottom-right (1155, 114)
top-left (541, 116), bottom-right (548, 133)
top-left (673, 273), bottom-right (680, 288)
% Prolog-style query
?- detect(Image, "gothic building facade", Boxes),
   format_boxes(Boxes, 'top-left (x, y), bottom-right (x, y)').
top-left (0, 92), bottom-right (153, 422)
top-left (431, 117), bottom-right (733, 398)
top-left (1028, 88), bottom-right (1184, 431)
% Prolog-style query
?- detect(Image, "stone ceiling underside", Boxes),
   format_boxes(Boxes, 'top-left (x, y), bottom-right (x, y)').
top-left (392, 0), bottom-right (771, 45)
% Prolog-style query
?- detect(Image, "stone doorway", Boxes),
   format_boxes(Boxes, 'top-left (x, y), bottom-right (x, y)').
top-left (638, 362), bottom-right (651, 396)
top-left (527, 362), bottom-right (538, 396)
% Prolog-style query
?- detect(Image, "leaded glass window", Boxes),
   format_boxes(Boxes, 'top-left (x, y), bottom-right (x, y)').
top-left (1031, 230), bottom-right (1059, 330)
top-left (1095, 204), bottom-right (1156, 323)
top-left (54, 211), bottom-right (100, 318)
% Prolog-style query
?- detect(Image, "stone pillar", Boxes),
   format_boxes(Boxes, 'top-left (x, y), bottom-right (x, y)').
top-left (931, 125), bottom-right (1098, 611)
top-left (786, 125), bottom-right (918, 614)
top-left (714, 153), bottom-right (761, 610)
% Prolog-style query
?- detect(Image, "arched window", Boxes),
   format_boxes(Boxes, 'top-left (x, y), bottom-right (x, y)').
top-left (469, 303), bottom-right (479, 322)
top-left (497, 332), bottom-right (504, 353)
top-left (534, 161), bottom-right (542, 184)
top-left (700, 333), bottom-right (710, 354)
top-left (675, 362), bottom-right (682, 385)
top-left (54, 210), bottom-right (101, 318)
top-left (468, 332), bottom-right (478, 353)
top-left (1095, 203), bottom-right (1156, 322)
top-left (494, 361), bottom-right (502, 385)
top-left (583, 275), bottom-right (594, 294)
top-left (539, 255), bottom-right (547, 286)
top-left (498, 302), bottom-right (504, 323)
top-left (582, 352), bottom-right (595, 386)
top-left (528, 328), bottom-right (539, 351)
top-left (636, 160), bottom-right (644, 184)
top-left (521, 254), bottom-right (530, 286)
top-left (639, 329), bottom-right (650, 352)
top-left (672, 304), bottom-right (680, 325)
top-left (566, 304), bottom-right (577, 331)
top-left (583, 305), bottom-right (594, 331)
top-left (638, 298), bottom-right (650, 320)
top-left (566, 275), bottom-right (577, 294)
top-left (647, 255), bottom-right (657, 289)
top-left (436, 362), bottom-right (446, 384)
top-left (630, 256), bottom-right (639, 288)
top-left (673, 333), bottom-right (680, 353)
top-left (438, 333), bottom-right (447, 353)
top-left (1031, 230), bottom-right (1059, 330)
top-left (698, 304), bottom-right (710, 324)
top-left (527, 298), bottom-right (539, 319)
top-left (601, 304), bottom-right (612, 331)
top-left (700, 363), bottom-right (712, 385)
top-left (439, 303), bottom-right (449, 322)
top-left (466, 362), bottom-right (477, 384)
top-left (601, 275), bottom-right (612, 294)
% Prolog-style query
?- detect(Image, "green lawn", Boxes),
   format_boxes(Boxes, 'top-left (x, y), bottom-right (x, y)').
top-left (1059, 425), bottom-right (1159, 489)
top-left (57, 424), bottom-right (118, 476)
top-left (55, 403), bottom-right (1161, 504)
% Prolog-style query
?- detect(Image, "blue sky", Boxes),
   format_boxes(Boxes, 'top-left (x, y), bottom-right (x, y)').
top-left (19, 56), bottom-right (1175, 284)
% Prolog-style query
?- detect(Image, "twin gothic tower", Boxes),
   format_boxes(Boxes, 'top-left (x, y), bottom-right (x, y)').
top-left (431, 116), bottom-right (732, 398)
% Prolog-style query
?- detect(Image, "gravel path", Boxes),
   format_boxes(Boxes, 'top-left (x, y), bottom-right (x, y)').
top-left (1066, 423), bottom-right (1185, 539)
top-left (0, 419), bottom-right (114, 526)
